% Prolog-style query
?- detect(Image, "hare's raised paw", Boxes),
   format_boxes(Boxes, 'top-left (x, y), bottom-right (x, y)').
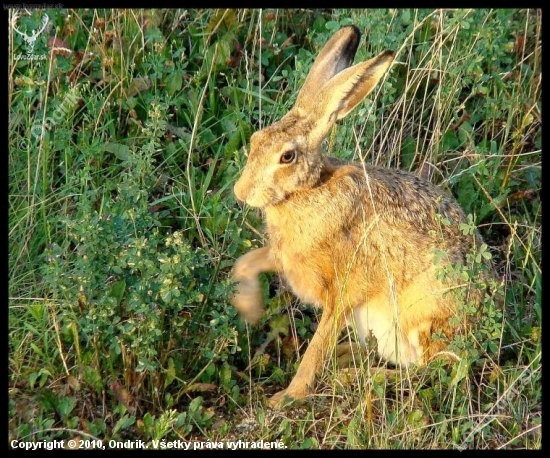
top-left (230, 292), bottom-right (264, 325)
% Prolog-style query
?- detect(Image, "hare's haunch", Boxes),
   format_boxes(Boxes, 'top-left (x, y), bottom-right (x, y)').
top-left (231, 25), bottom-right (492, 407)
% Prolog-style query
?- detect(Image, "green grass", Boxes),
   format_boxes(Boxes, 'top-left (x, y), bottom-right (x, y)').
top-left (9, 8), bottom-right (541, 449)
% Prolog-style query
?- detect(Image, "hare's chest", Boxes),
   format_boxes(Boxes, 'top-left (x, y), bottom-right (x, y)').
top-left (270, 236), bottom-right (333, 308)
top-left (277, 247), bottom-right (329, 308)
top-left (266, 208), bottom-right (337, 307)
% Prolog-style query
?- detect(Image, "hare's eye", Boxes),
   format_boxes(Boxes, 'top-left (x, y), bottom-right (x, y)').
top-left (280, 150), bottom-right (297, 164)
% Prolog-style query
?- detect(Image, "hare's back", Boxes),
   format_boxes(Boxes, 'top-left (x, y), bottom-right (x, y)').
top-left (327, 161), bottom-right (475, 264)
top-left (356, 163), bottom-right (468, 230)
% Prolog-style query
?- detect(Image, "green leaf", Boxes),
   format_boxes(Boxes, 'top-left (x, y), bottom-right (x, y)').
top-left (188, 396), bottom-right (204, 422)
top-left (128, 77), bottom-right (152, 96)
top-left (482, 250), bottom-right (493, 260)
top-left (406, 409), bottom-right (425, 426)
top-left (325, 20), bottom-right (340, 32)
top-left (56, 396), bottom-right (76, 418)
top-left (112, 414), bottom-right (136, 435)
top-left (458, 122), bottom-right (473, 145)
top-left (105, 143), bottom-right (132, 161)
top-left (108, 279), bottom-right (126, 306)
top-left (313, 15), bottom-right (326, 32)
top-left (165, 358), bottom-right (176, 388)
top-left (459, 222), bottom-right (475, 236)
top-left (298, 437), bottom-right (319, 450)
top-left (401, 137), bottom-right (416, 169)
top-left (161, 290), bottom-right (173, 303)
top-left (441, 130), bottom-right (460, 151)
top-left (269, 314), bottom-right (290, 337)
top-left (165, 72), bottom-right (182, 95)
top-left (450, 358), bottom-right (469, 387)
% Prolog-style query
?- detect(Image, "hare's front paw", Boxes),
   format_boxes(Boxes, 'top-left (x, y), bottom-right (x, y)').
top-left (231, 288), bottom-right (264, 325)
top-left (231, 249), bottom-right (272, 324)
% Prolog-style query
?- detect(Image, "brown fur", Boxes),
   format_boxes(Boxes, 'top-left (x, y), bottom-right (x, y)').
top-left (230, 26), bottom-right (494, 407)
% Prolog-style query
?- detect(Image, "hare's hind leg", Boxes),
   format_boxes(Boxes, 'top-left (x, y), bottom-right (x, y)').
top-left (270, 306), bottom-right (346, 407)
top-left (335, 341), bottom-right (366, 368)
top-left (231, 246), bottom-right (278, 325)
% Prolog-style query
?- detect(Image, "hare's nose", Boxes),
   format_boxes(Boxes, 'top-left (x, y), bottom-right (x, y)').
top-left (233, 176), bottom-right (249, 204)
top-left (233, 178), bottom-right (249, 208)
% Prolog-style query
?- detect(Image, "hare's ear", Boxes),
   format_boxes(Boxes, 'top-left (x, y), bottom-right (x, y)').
top-left (307, 50), bottom-right (395, 147)
top-left (293, 26), bottom-right (361, 114)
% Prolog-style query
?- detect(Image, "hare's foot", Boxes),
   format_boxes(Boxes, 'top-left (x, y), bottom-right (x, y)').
top-left (335, 341), bottom-right (366, 368)
top-left (268, 386), bottom-right (310, 408)
top-left (231, 288), bottom-right (264, 325)
top-left (231, 247), bottom-right (275, 324)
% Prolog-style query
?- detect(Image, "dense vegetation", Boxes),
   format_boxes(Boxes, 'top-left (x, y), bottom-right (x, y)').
top-left (9, 9), bottom-right (540, 449)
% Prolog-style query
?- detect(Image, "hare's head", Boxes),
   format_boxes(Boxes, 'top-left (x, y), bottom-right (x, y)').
top-left (234, 26), bottom-right (394, 208)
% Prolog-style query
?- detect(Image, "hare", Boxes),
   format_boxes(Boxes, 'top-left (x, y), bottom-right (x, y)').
top-left (231, 25), bottom-right (493, 407)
